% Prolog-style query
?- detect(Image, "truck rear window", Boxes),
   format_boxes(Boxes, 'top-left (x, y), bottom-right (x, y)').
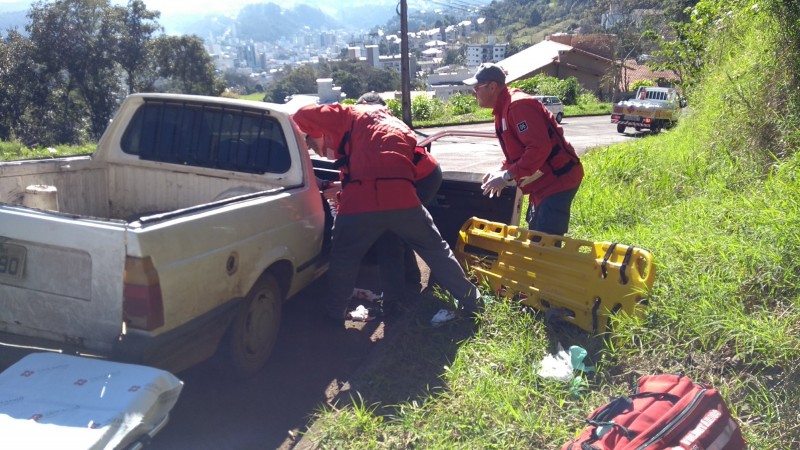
top-left (120, 101), bottom-right (291, 174)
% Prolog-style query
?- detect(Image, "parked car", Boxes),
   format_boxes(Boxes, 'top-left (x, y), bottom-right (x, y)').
top-left (533, 95), bottom-right (564, 123)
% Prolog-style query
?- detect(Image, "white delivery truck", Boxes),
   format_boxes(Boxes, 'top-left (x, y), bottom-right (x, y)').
top-left (611, 86), bottom-right (684, 134)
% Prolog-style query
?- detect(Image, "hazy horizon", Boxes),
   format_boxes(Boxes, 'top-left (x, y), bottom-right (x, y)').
top-left (0, 0), bottom-right (463, 14)
top-left (0, 0), bottom-right (489, 36)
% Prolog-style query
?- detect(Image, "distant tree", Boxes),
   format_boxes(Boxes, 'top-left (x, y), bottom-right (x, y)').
top-left (116, 0), bottom-right (161, 94)
top-left (223, 69), bottom-right (257, 95)
top-left (327, 60), bottom-right (401, 99)
top-left (0, 28), bottom-right (73, 146)
top-left (644, 4), bottom-right (712, 93)
top-left (151, 35), bottom-right (224, 96)
top-left (631, 79), bottom-right (655, 91)
top-left (27, 0), bottom-right (124, 140)
top-left (333, 70), bottom-right (362, 99)
top-left (364, 68), bottom-right (400, 93)
top-left (444, 47), bottom-right (463, 65)
top-left (264, 65), bottom-right (319, 103)
top-left (510, 74), bottom-right (581, 105)
top-left (0, 30), bottom-right (30, 140)
top-left (527, 8), bottom-right (542, 27)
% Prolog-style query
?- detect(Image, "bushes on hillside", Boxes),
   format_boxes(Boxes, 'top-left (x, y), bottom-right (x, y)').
top-left (510, 74), bottom-right (582, 105)
top-left (386, 95), bottom-right (475, 123)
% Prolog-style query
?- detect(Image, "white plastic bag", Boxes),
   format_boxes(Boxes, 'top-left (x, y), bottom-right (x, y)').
top-left (537, 345), bottom-right (594, 382)
top-left (537, 346), bottom-right (574, 382)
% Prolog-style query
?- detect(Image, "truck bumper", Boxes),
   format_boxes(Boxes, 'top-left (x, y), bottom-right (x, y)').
top-left (611, 119), bottom-right (653, 130)
top-left (112, 299), bottom-right (242, 374)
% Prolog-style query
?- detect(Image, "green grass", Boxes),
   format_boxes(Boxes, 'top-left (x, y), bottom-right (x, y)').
top-left (0, 141), bottom-right (93, 159)
top-left (411, 103), bottom-right (609, 128)
top-left (564, 102), bottom-right (611, 117)
top-left (298, 3), bottom-right (800, 449)
top-left (238, 92), bottom-right (266, 102)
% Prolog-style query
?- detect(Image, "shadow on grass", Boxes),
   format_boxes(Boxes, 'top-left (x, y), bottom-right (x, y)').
top-left (330, 286), bottom-right (480, 411)
top-left (332, 288), bottom-right (613, 417)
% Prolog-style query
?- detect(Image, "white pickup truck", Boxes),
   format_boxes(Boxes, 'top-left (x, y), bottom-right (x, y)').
top-left (0, 93), bottom-right (329, 378)
top-left (0, 93), bottom-right (519, 379)
top-left (611, 86), bottom-right (684, 134)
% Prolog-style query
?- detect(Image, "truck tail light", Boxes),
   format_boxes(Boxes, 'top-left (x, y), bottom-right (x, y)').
top-left (644, 118), bottom-right (652, 124)
top-left (123, 256), bottom-right (165, 330)
top-left (611, 114), bottom-right (621, 120)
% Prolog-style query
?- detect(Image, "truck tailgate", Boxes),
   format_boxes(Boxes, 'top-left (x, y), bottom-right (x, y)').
top-left (0, 206), bottom-right (126, 353)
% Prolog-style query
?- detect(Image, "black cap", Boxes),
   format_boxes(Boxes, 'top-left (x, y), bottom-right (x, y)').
top-left (356, 92), bottom-right (386, 105)
top-left (464, 63), bottom-right (507, 86)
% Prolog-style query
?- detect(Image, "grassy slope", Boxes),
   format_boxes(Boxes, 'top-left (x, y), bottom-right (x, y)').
top-left (305, 2), bottom-right (799, 449)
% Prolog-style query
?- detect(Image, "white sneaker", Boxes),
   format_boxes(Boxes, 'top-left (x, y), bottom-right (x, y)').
top-left (430, 309), bottom-right (457, 327)
top-left (347, 305), bottom-right (372, 322)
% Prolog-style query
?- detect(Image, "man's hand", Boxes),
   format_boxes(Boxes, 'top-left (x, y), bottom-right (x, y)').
top-left (322, 180), bottom-right (341, 202)
top-left (481, 170), bottom-right (511, 198)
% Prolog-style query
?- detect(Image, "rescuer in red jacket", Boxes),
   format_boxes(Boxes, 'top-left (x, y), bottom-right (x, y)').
top-left (466, 63), bottom-right (583, 235)
top-left (353, 93), bottom-right (443, 307)
top-left (293, 100), bottom-right (480, 323)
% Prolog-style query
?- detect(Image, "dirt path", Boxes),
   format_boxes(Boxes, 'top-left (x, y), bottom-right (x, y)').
top-left (145, 263), bottom-right (433, 450)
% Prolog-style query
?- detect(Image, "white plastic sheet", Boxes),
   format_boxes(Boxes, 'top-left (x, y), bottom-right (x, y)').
top-left (0, 352), bottom-right (183, 450)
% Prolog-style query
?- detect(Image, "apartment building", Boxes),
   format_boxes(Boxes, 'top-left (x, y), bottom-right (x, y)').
top-left (466, 35), bottom-right (508, 66)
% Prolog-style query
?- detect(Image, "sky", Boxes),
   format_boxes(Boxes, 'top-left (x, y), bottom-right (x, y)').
top-left (0, 0), bottom-right (477, 28)
top-left (0, 0), bottom-right (400, 15)
top-left (0, 0), bottom-right (266, 15)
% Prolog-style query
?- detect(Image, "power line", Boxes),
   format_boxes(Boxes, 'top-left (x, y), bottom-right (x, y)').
top-left (426, 0), bottom-right (486, 13)
top-left (439, 0), bottom-right (488, 9)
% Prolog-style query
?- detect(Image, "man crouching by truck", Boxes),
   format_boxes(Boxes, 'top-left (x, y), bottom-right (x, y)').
top-left (292, 101), bottom-right (482, 325)
top-left (467, 63), bottom-right (583, 236)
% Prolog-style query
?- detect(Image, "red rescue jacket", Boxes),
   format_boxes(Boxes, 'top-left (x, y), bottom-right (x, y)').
top-left (414, 146), bottom-right (439, 181)
top-left (494, 88), bottom-right (583, 207)
top-left (293, 103), bottom-right (420, 215)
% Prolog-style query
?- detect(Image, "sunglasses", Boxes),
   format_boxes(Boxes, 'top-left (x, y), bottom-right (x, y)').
top-left (472, 82), bottom-right (491, 93)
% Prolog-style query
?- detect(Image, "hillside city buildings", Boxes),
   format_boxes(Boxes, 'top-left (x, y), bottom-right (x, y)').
top-left (204, 8), bottom-right (672, 103)
top-left (203, 14), bottom-right (513, 100)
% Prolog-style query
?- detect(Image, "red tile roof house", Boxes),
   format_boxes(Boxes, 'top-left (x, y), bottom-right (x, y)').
top-left (618, 58), bottom-right (680, 92)
top-left (490, 34), bottom-right (679, 100)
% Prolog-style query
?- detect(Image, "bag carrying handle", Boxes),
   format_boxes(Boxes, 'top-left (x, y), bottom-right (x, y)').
top-left (585, 391), bottom-right (681, 441)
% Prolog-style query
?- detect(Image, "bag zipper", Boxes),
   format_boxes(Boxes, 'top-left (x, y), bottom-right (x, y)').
top-left (635, 385), bottom-right (707, 450)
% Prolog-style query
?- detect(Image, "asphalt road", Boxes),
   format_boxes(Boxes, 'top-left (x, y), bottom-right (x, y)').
top-left (416, 114), bottom-right (634, 179)
top-left (0, 114), bottom-right (638, 450)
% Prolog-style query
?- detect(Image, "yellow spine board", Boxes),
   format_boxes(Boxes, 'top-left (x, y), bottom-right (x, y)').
top-left (454, 217), bottom-right (656, 333)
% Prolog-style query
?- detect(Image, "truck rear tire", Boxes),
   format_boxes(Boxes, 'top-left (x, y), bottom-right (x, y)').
top-left (617, 124), bottom-right (626, 134)
top-left (555, 112), bottom-right (563, 124)
top-left (222, 273), bottom-right (283, 378)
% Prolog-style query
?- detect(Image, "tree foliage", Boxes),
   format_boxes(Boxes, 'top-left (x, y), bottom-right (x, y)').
top-left (116, 0), bottom-right (161, 93)
top-left (263, 61), bottom-right (401, 103)
top-left (27, 0), bottom-right (125, 139)
top-left (511, 74), bottom-right (582, 105)
top-left (0, 29), bottom-right (70, 145)
top-left (264, 65), bottom-right (320, 103)
top-left (0, 0), bottom-right (222, 145)
top-left (151, 35), bottom-right (224, 96)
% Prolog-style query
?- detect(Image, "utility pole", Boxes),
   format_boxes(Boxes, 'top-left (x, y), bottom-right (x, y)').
top-left (399, 0), bottom-right (412, 126)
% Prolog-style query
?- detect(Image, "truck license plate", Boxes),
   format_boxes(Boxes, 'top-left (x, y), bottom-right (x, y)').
top-left (0, 242), bottom-right (26, 280)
